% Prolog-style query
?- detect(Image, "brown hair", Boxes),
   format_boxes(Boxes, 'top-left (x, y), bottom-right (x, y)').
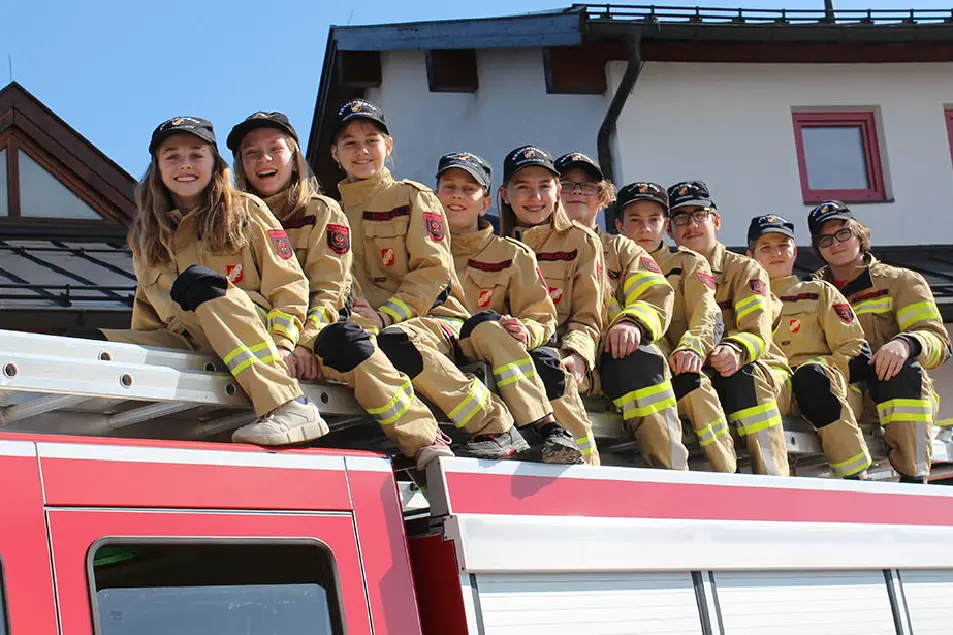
top-left (812, 217), bottom-right (871, 262)
top-left (233, 134), bottom-right (320, 221)
top-left (129, 144), bottom-right (249, 267)
top-left (595, 180), bottom-right (617, 210)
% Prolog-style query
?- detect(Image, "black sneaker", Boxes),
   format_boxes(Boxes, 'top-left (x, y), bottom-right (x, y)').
top-left (459, 426), bottom-right (530, 459)
top-left (529, 421), bottom-right (583, 465)
top-left (898, 475), bottom-right (928, 484)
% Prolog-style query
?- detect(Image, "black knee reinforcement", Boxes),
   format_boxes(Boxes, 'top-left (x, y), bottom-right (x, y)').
top-left (459, 310), bottom-right (502, 341)
top-left (710, 364), bottom-right (759, 414)
top-left (869, 356), bottom-right (924, 404)
top-left (599, 345), bottom-right (667, 401)
top-left (313, 322), bottom-right (375, 373)
top-left (376, 326), bottom-right (424, 379)
top-left (530, 347), bottom-right (566, 400)
top-left (671, 373), bottom-right (702, 402)
top-left (169, 264), bottom-right (228, 312)
top-left (64, 327), bottom-right (108, 341)
top-left (791, 365), bottom-right (840, 427)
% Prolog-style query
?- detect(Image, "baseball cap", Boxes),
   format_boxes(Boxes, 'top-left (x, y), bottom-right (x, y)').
top-left (748, 214), bottom-right (796, 245)
top-left (330, 99), bottom-right (388, 142)
top-left (667, 181), bottom-right (715, 211)
top-left (149, 117), bottom-right (216, 155)
top-left (502, 145), bottom-right (558, 183)
top-left (436, 152), bottom-right (492, 191)
top-left (554, 152), bottom-right (603, 181)
top-left (807, 200), bottom-right (854, 236)
top-left (616, 182), bottom-right (669, 215)
top-left (226, 111), bottom-right (298, 152)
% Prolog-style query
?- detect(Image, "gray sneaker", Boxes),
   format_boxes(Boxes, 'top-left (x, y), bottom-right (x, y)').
top-left (459, 426), bottom-right (530, 459)
top-left (415, 430), bottom-right (455, 470)
top-left (232, 399), bottom-right (329, 446)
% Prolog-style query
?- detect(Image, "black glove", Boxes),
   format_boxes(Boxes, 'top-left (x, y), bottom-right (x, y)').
top-left (170, 265), bottom-right (228, 312)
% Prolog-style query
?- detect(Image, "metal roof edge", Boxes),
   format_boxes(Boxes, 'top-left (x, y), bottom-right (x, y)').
top-left (306, 28), bottom-right (339, 168)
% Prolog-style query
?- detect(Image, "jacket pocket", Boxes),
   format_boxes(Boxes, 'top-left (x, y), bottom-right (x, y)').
top-left (364, 218), bottom-right (410, 274)
top-left (465, 269), bottom-right (509, 313)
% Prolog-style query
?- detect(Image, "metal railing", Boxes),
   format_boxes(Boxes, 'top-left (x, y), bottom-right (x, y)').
top-left (570, 4), bottom-right (953, 26)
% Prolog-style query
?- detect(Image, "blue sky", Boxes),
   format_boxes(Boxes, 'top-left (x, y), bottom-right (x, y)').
top-left (4, 0), bottom-right (946, 177)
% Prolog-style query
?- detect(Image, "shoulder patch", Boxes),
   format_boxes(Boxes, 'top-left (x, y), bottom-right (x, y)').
top-left (833, 303), bottom-right (855, 323)
top-left (697, 271), bottom-right (716, 290)
top-left (537, 249), bottom-right (578, 262)
top-left (468, 259), bottom-right (512, 273)
top-left (640, 256), bottom-right (662, 274)
top-left (267, 228), bottom-right (294, 260)
top-left (422, 211), bottom-right (445, 241)
top-left (749, 279), bottom-right (767, 296)
top-left (326, 223), bottom-right (350, 255)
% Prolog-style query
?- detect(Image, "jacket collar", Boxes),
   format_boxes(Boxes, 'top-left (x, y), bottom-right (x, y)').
top-left (451, 218), bottom-right (495, 257)
top-left (338, 167), bottom-right (395, 207)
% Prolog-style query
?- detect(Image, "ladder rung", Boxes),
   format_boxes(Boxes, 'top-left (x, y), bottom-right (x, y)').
top-left (107, 402), bottom-right (196, 430)
top-left (0, 394), bottom-right (89, 426)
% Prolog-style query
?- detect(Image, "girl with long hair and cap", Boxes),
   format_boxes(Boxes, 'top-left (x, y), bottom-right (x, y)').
top-left (102, 116), bottom-right (327, 446)
top-left (328, 99), bottom-right (528, 460)
top-left (228, 112), bottom-right (453, 469)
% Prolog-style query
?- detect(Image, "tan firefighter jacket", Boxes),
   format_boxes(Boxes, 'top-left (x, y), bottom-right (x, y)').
top-left (771, 275), bottom-right (868, 380)
top-left (648, 242), bottom-right (721, 358)
top-left (337, 168), bottom-right (469, 333)
top-left (815, 255), bottom-right (950, 371)
top-left (130, 191), bottom-right (309, 352)
top-left (261, 188), bottom-right (352, 351)
top-left (599, 230), bottom-right (673, 344)
top-left (451, 218), bottom-right (557, 349)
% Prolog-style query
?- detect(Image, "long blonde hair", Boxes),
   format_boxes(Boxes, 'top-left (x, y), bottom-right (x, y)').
top-left (233, 134), bottom-right (321, 220)
top-left (129, 145), bottom-right (249, 267)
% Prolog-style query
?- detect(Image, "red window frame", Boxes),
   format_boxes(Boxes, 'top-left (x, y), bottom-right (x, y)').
top-left (946, 108), bottom-right (953, 170)
top-left (791, 111), bottom-right (887, 203)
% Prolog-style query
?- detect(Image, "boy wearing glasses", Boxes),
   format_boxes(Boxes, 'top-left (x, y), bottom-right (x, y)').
top-left (747, 214), bottom-right (871, 479)
top-left (810, 201), bottom-right (949, 483)
top-left (665, 181), bottom-right (790, 476)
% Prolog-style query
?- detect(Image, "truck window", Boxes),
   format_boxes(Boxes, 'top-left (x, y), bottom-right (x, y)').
top-left (88, 542), bottom-right (344, 635)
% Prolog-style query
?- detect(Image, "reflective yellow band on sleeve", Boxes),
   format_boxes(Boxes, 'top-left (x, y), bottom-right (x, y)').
top-left (676, 333), bottom-right (706, 358)
top-left (854, 296), bottom-right (893, 317)
top-left (727, 331), bottom-right (765, 361)
top-left (623, 272), bottom-right (668, 306)
top-left (734, 294), bottom-right (766, 322)
top-left (612, 303), bottom-right (663, 341)
top-left (897, 301), bottom-right (942, 330)
top-left (267, 309), bottom-right (300, 345)
top-left (380, 296), bottom-right (414, 324)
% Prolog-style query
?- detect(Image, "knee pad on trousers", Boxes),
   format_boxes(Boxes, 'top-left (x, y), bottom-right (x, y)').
top-left (848, 342), bottom-right (872, 384)
top-left (377, 327), bottom-right (424, 379)
top-left (313, 322), bottom-right (375, 373)
top-left (791, 365), bottom-right (840, 427)
top-left (869, 356), bottom-right (924, 403)
top-left (64, 327), bottom-right (108, 341)
top-left (459, 310), bottom-right (502, 340)
top-left (710, 364), bottom-right (759, 414)
top-left (671, 373), bottom-right (702, 402)
top-left (169, 264), bottom-right (228, 312)
top-left (599, 345), bottom-right (667, 401)
top-left (529, 347), bottom-right (566, 400)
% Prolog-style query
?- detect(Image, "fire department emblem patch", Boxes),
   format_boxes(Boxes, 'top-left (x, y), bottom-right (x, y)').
top-left (697, 272), bottom-right (716, 290)
top-left (548, 286), bottom-right (563, 305)
top-left (267, 229), bottom-right (293, 260)
top-left (749, 279), bottom-right (767, 296)
top-left (170, 117), bottom-right (185, 126)
top-left (678, 186), bottom-right (689, 196)
top-left (524, 149), bottom-right (536, 159)
top-left (478, 289), bottom-right (493, 308)
top-left (326, 223), bottom-right (350, 255)
top-left (350, 101), bottom-right (362, 112)
top-left (381, 248), bottom-right (395, 267)
top-left (423, 212), bottom-right (445, 241)
top-left (789, 318), bottom-right (801, 333)
top-left (833, 303), bottom-right (855, 323)
top-left (225, 263), bottom-right (244, 284)
top-left (638, 184), bottom-right (648, 193)
top-left (640, 256), bottom-right (662, 274)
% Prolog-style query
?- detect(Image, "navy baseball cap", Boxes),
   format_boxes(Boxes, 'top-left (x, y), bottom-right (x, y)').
top-left (227, 111), bottom-right (298, 152)
top-left (616, 182), bottom-right (669, 214)
top-left (554, 152), bottom-right (603, 181)
top-left (436, 152), bottom-right (492, 191)
top-left (502, 145), bottom-right (559, 183)
top-left (748, 214), bottom-right (796, 245)
top-left (330, 99), bottom-right (388, 141)
top-left (667, 180), bottom-right (715, 211)
top-left (149, 117), bottom-right (216, 155)
top-left (808, 200), bottom-right (854, 236)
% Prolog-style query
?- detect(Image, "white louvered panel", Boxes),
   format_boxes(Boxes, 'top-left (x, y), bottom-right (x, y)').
top-left (714, 570), bottom-right (896, 635)
top-left (475, 571), bottom-right (703, 635)
top-left (899, 569), bottom-right (953, 634)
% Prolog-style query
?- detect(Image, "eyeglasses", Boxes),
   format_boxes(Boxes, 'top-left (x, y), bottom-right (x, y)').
top-left (562, 181), bottom-right (600, 196)
top-left (816, 227), bottom-right (853, 248)
top-left (671, 210), bottom-right (714, 227)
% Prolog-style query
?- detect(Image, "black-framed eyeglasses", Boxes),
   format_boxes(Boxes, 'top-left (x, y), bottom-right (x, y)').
top-left (817, 227), bottom-right (853, 248)
top-left (671, 210), bottom-right (714, 227)
top-left (561, 181), bottom-right (600, 196)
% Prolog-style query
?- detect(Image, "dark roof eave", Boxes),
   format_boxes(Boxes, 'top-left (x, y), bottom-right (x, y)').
top-left (306, 28), bottom-right (339, 168)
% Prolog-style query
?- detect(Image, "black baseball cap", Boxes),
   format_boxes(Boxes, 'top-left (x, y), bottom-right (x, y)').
top-left (436, 152), bottom-right (492, 191)
top-left (502, 145), bottom-right (558, 183)
top-left (554, 152), bottom-right (603, 181)
top-left (667, 181), bottom-right (715, 212)
top-left (330, 99), bottom-right (388, 142)
top-left (808, 200), bottom-right (854, 236)
top-left (149, 117), bottom-right (216, 155)
top-left (226, 111), bottom-right (298, 152)
top-left (616, 182), bottom-right (669, 215)
top-left (748, 214), bottom-right (796, 245)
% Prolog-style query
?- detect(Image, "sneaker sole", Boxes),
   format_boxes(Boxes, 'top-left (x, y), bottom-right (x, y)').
top-left (540, 440), bottom-right (583, 465)
top-left (232, 419), bottom-right (330, 446)
top-left (459, 438), bottom-right (531, 460)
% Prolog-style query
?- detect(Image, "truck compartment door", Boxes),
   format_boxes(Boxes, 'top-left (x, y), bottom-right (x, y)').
top-left (898, 569), bottom-right (953, 634)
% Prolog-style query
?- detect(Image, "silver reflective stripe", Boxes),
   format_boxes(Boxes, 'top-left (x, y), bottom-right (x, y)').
top-left (620, 386), bottom-right (676, 420)
top-left (224, 348), bottom-right (254, 374)
top-left (754, 429), bottom-right (782, 475)
top-left (831, 452), bottom-right (871, 477)
top-left (915, 420), bottom-right (928, 476)
top-left (448, 380), bottom-right (489, 428)
top-left (667, 409), bottom-right (687, 470)
top-left (494, 358), bottom-right (535, 387)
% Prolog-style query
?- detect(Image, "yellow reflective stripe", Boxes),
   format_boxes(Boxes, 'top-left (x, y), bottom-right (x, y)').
top-left (676, 334), bottom-right (706, 357)
top-left (727, 331), bottom-right (765, 361)
top-left (521, 319), bottom-right (545, 349)
top-left (623, 272), bottom-right (668, 306)
top-left (613, 303), bottom-right (663, 341)
top-left (223, 340), bottom-right (280, 376)
top-left (850, 384), bottom-right (863, 394)
top-left (729, 401), bottom-right (783, 436)
top-left (877, 398), bottom-right (932, 424)
top-left (380, 296), bottom-right (414, 323)
top-left (434, 316), bottom-right (464, 334)
top-left (897, 301), bottom-right (941, 330)
top-left (366, 380), bottom-right (413, 425)
top-left (936, 418), bottom-right (953, 428)
top-left (307, 306), bottom-right (331, 329)
top-left (830, 449), bottom-right (872, 477)
top-left (734, 294), bottom-right (765, 321)
top-left (447, 379), bottom-right (490, 428)
top-left (923, 333), bottom-right (944, 367)
top-left (696, 416), bottom-right (728, 447)
top-left (854, 297), bottom-right (893, 316)
top-left (250, 340), bottom-right (280, 365)
top-left (493, 357), bottom-right (536, 388)
top-left (562, 330), bottom-right (596, 364)
top-left (574, 430), bottom-right (595, 455)
top-left (612, 381), bottom-right (677, 420)
top-left (267, 309), bottom-right (300, 344)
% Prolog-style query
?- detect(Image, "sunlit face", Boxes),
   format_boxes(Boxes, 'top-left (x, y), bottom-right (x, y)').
top-left (156, 133), bottom-right (214, 209)
top-left (559, 167), bottom-right (601, 228)
top-left (669, 205), bottom-right (720, 255)
top-left (437, 168), bottom-right (490, 234)
top-left (750, 233), bottom-right (797, 279)
top-left (616, 201), bottom-right (667, 251)
top-left (330, 120), bottom-right (391, 181)
top-left (501, 166), bottom-right (561, 227)
top-left (816, 219), bottom-right (862, 268)
top-left (240, 127), bottom-right (295, 196)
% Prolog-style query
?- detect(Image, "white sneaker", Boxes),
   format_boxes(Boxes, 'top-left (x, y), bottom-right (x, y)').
top-left (414, 430), bottom-right (454, 470)
top-left (232, 399), bottom-right (329, 446)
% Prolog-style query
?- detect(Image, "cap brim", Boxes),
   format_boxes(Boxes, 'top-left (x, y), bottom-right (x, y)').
top-left (670, 198), bottom-right (714, 210)
top-left (557, 159), bottom-right (603, 181)
top-left (755, 227), bottom-right (796, 240)
top-left (226, 119), bottom-right (297, 152)
top-left (334, 113), bottom-right (389, 138)
top-left (809, 212), bottom-right (853, 234)
top-left (150, 129), bottom-right (216, 155)
top-left (620, 195), bottom-right (668, 212)
top-left (437, 162), bottom-right (490, 190)
top-left (506, 160), bottom-right (559, 181)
